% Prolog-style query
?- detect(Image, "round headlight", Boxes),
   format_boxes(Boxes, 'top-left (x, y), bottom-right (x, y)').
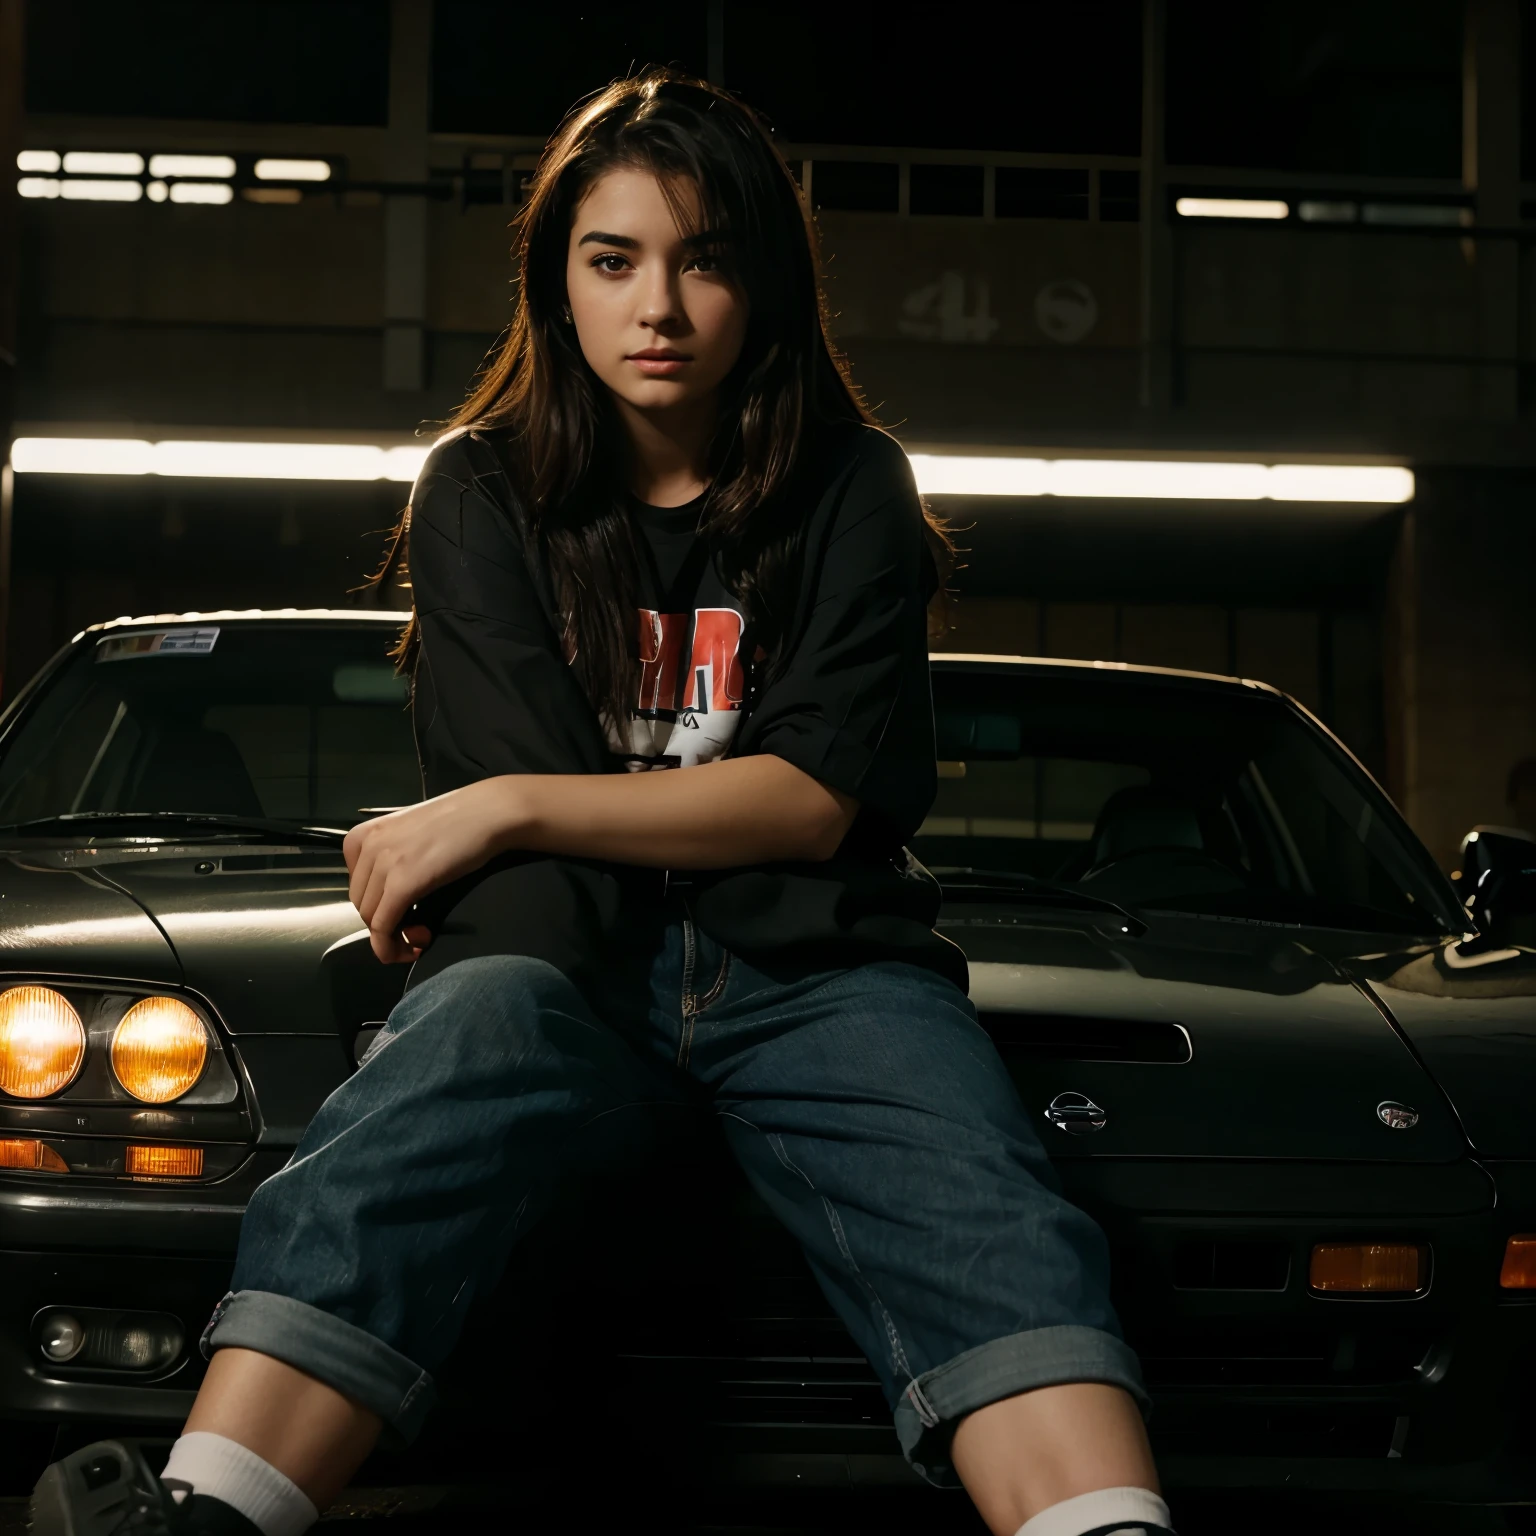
top-left (0, 986), bottom-right (86, 1098)
top-left (111, 997), bottom-right (208, 1104)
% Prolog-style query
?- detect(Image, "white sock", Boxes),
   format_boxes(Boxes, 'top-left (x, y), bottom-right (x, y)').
top-left (161, 1431), bottom-right (319, 1536)
top-left (1016, 1485), bottom-right (1173, 1536)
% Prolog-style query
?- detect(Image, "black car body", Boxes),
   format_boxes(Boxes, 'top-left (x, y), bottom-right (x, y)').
top-left (0, 611), bottom-right (1530, 1501)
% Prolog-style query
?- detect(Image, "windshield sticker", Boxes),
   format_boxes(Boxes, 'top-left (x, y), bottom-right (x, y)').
top-left (96, 627), bottom-right (221, 662)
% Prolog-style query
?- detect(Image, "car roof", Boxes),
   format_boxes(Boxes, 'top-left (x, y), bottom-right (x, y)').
top-left (930, 651), bottom-right (1283, 700)
top-left (67, 616), bottom-right (1280, 700)
top-left (75, 608), bottom-right (410, 642)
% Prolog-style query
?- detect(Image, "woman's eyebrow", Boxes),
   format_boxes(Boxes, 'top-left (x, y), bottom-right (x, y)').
top-left (575, 228), bottom-right (729, 249)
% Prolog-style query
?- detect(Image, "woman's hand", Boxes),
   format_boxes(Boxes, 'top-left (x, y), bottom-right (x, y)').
top-left (343, 779), bottom-right (524, 963)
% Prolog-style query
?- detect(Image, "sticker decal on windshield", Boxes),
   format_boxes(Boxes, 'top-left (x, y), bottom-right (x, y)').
top-left (96, 627), bottom-right (221, 662)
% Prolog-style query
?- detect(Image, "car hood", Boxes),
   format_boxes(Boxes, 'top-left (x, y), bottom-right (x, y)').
top-left (1349, 939), bottom-right (1536, 1157)
top-left (943, 904), bottom-right (1466, 1162)
top-left (0, 850), bottom-right (179, 982)
top-left (18, 841), bottom-right (407, 1037)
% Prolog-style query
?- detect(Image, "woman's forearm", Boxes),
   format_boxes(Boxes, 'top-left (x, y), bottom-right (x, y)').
top-left (491, 754), bottom-right (857, 868)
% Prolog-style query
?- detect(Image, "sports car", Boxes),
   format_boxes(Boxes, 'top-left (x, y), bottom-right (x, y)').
top-left (0, 609), bottom-right (1529, 1506)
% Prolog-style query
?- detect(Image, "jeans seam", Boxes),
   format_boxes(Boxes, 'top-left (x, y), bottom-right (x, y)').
top-left (677, 917), bottom-right (698, 1069)
top-left (765, 1129), bottom-right (921, 1394)
top-left (697, 950), bottom-right (730, 1013)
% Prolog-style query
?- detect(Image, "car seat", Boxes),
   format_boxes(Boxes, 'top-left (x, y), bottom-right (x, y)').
top-left (124, 727), bottom-right (265, 817)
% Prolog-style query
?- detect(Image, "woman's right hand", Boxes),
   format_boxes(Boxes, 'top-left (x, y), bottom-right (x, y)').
top-left (343, 779), bottom-right (526, 962)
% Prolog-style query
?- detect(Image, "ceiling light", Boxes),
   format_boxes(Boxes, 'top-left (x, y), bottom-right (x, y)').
top-left (1175, 197), bottom-right (1289, 220)
top-left (146, 181), bottom-right (168, 203)
top-left (148, 153), bottom-right (236, 179)
top-left (254, 158), bottom-right (331, 182)
top-left (17, 178), bottom-right (60, 199)
top-left (59, 180), bottom-right (143, 203)
top-left (906, 455), bottom-right (1414, 503)
top-left (168, 181), bottom-right (233, 205)
top-left (12, 438), bottom-right (429, 482)
top-left (1300, 200), bottom-right (1358, 224)
top-left (16, 150), bottom-right (60, 173)
top-left (11, 438), bottom-right (1413, 501)
top-left (61, 150), bottom-right (144, 176)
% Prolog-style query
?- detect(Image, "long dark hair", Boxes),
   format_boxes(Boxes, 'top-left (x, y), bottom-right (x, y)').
top-left (378, 67), bottom-right (951, 727)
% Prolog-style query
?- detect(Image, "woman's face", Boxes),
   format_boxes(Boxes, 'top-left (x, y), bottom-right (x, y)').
top-left (564, 167), bottom-right (749, 420)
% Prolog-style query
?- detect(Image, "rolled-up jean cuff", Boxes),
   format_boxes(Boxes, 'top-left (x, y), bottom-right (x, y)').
top-left (201, 1289), bottom-right (437, 1447)
top-left (893, 1325), bottom-right (1148, 1488)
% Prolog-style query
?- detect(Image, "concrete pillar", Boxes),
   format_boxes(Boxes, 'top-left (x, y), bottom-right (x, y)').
top-left (1138, 0), bottom-right (1172, 414)
top-left (384, 0), bottom-right (431, 393)
top-left (1463, 0), bottom-right (1520, 419)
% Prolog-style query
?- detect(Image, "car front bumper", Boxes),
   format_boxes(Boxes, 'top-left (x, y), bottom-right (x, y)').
top-left (0, 1153), bottom-right (1531, 1503)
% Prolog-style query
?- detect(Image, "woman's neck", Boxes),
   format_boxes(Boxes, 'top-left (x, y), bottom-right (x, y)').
top-left (616, 392), bottom-right (715, 508)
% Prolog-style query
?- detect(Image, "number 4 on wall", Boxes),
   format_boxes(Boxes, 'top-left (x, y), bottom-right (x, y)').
top-left (898, 271), bottom-right (1000, 343)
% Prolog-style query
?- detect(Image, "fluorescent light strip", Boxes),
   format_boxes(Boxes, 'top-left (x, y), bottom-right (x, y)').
top-left (1175, 196), bottom-right (1290, 220)
top-left (169, 181), bottom-right (233, 205)
top-left (59, 180), bottom-right (143, 202)
top-left (254, 158), bottom-right (331, 182)
top-left (18, 178), bottom-right (60, 200)
top-left (16, 150), bottom-right (60, 173)
top-left (12, 439), bottom-right (430, 482)
top-left (148, 153), bottom-right (236, 179)
top-left (61, 150), bottom-right (144, 176)
top-left (906, 455), bottom-right (1413, 503)
top-left (12, 438), bottom-right (1414, 502)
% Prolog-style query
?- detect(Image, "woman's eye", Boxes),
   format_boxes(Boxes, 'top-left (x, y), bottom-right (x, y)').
top-left (689, 254), bottom-right (722, 273)
top-left (591, 254), bottom-right (629, 273)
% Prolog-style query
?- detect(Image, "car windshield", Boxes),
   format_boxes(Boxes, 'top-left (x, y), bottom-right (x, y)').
top-left (918, 667), bottom-right (1461, 937)
top-left (0, 622), bottom-right (421, 832)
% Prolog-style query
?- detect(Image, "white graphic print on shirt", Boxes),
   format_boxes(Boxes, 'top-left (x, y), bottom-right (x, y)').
top-left (615, 606), bottom-right (746, 771)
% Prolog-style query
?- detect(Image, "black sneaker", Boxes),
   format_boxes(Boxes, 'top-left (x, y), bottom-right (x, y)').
top-left (30, 1439), bottom-right (261, 1535)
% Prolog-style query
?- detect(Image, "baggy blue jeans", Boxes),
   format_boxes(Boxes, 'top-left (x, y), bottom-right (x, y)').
top-left (205, 906), bottom-right (1144, 1484)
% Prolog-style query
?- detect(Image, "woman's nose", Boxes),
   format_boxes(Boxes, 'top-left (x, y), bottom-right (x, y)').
top-left (637, 267), bottom-right (685, 329)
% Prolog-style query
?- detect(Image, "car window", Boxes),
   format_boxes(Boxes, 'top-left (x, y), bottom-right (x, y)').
top-left (919, 669), bottom-right (1459, 936)
top-left (0, 625), bottom-right (421, 828)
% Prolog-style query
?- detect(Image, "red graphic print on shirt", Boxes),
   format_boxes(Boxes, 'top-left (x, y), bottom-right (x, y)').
top-left (622, 607), bottom-right (746, 770)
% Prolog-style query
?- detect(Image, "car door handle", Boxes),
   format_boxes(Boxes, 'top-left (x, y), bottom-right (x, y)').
top-left (1046, 1092), bottom-right (1107, 1134)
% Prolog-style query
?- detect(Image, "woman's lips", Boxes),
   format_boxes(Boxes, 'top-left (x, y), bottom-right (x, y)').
top-left (627, 350), bottom-right (692, 376)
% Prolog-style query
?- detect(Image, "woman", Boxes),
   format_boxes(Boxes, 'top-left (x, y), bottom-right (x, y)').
top-left (34, 70), bottom-right (1172, 1536)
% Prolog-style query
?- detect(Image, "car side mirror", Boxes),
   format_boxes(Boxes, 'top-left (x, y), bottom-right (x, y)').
top-left (1457, 826), bottom-right (1536, 947)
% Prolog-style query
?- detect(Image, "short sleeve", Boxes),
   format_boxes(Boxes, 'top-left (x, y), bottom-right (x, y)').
top-left (408, 434), bottom-right (612, 794)
top-left (737, 431), bottom-right (938, 843)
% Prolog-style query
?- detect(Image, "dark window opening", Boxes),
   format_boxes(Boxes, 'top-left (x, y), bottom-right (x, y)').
top-left (812, 161), bottom-right (898, 214)
top-left (910, 164), bottom-right (984, 217)
top-left (997, 167), bottom-right (1091, 220)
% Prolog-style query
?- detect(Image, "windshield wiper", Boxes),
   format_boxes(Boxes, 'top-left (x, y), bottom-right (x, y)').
top-left (933, 868), bottom-right (1147, 937)
top-left (0, 812), bottom-right (347, 843)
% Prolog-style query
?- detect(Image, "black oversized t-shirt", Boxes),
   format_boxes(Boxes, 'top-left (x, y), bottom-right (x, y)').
top-left (403, 422), bottom-right (966, 1004)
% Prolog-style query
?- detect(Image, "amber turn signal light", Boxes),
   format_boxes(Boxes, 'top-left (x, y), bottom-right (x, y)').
top-left (1310, 1241), bottom-right (1425, 1294)
top-left (1499, 1235), bottom-right (1536, 1289)
top-left (0, 1138), bottom-right (66, 1172)
top-left (124, 1144), bottom-right (203, 1178)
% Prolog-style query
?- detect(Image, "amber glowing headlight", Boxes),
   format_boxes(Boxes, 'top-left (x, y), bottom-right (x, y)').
top-left (111, 997), bottom-right (209, 1104)
top-left (1500, 1235), bottom-right (1536, 1289)
top-left (1310, 1241), bottom-right (1426, 1295)
top-left (0, 986), bottom-right (86, 1099)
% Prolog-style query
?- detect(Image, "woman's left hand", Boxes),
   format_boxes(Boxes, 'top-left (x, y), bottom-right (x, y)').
top-left (343, 779), bottom-right (523, 963)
